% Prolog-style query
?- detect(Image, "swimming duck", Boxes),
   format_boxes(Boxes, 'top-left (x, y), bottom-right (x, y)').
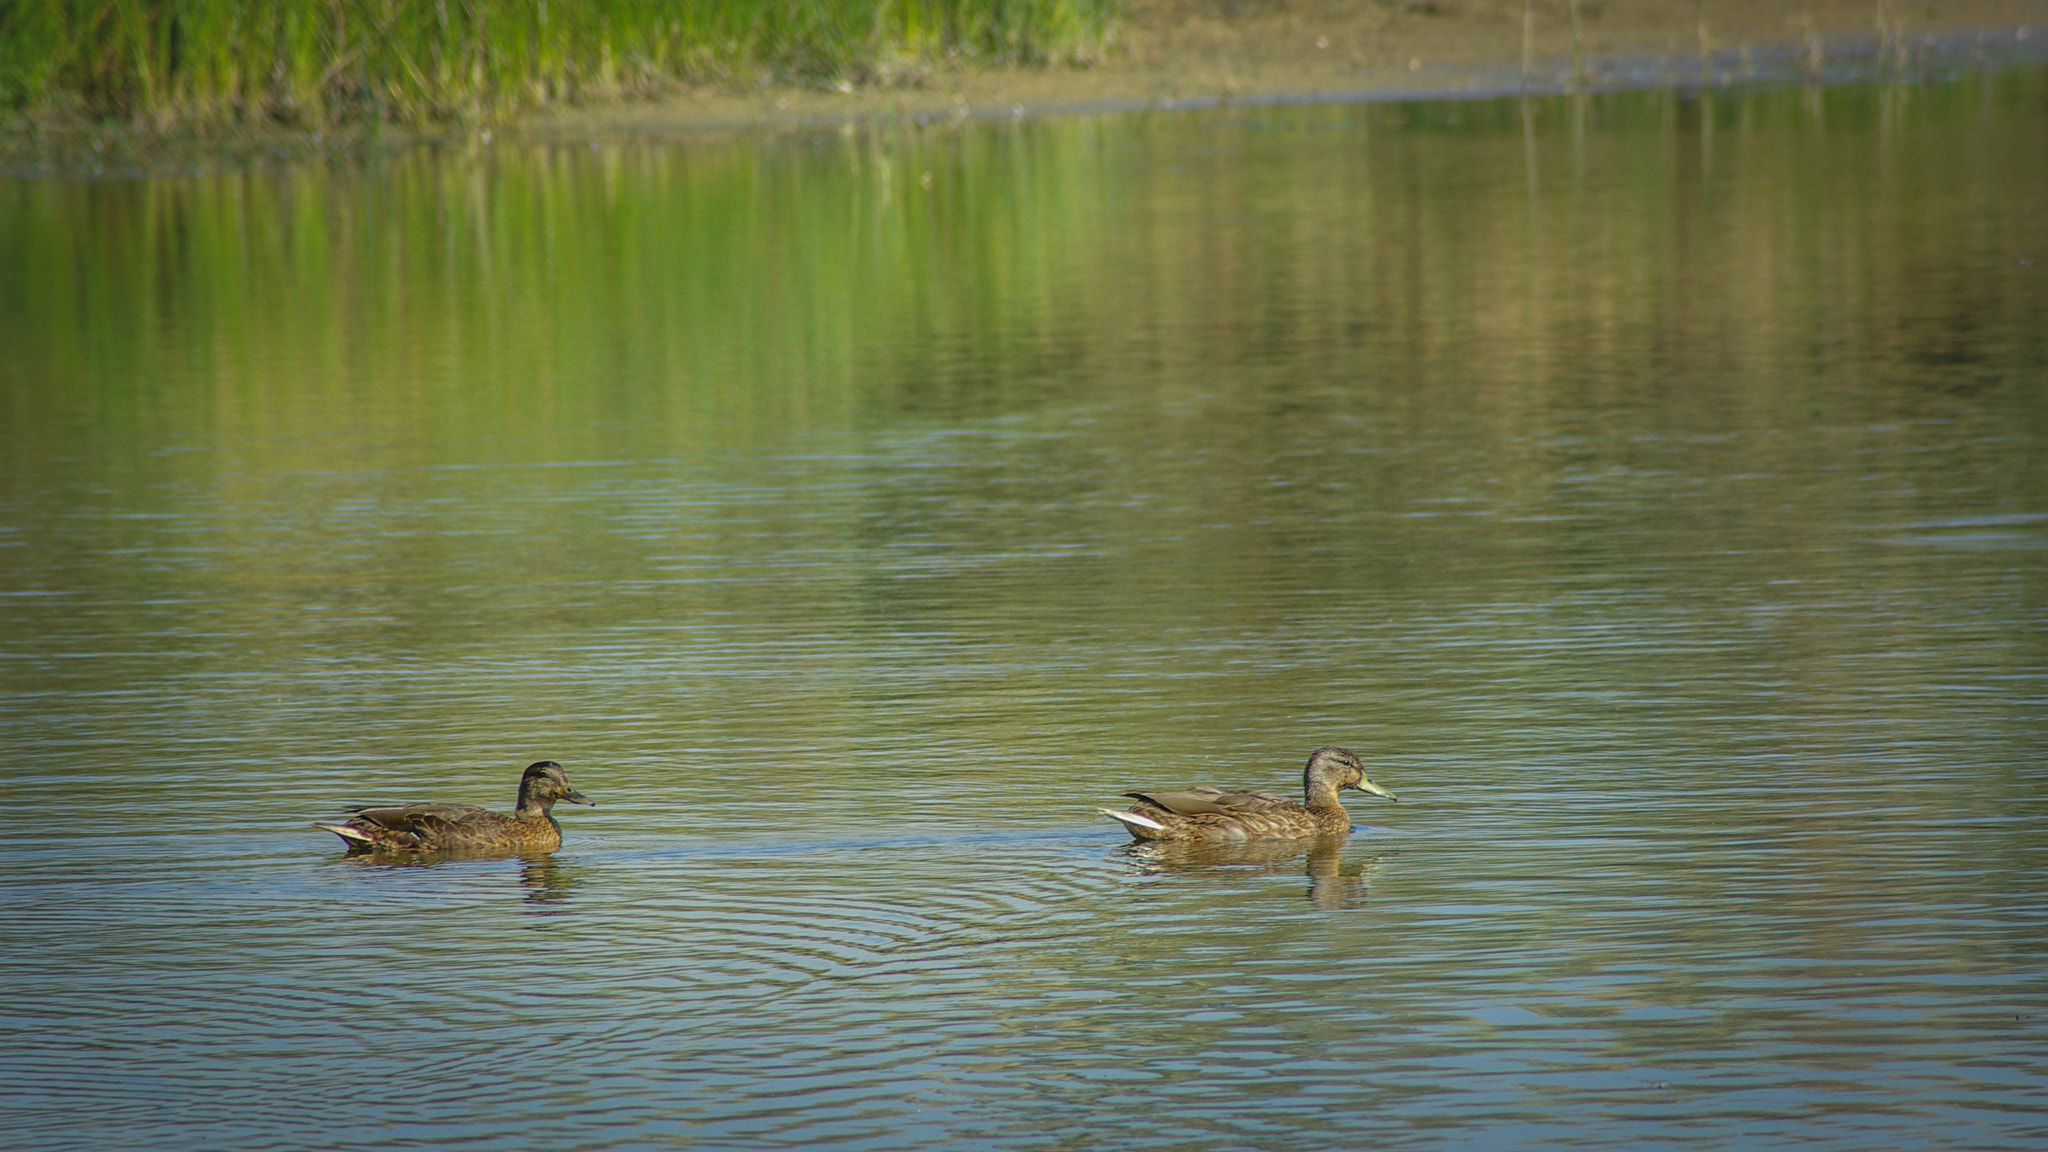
top-left (314, 760), bottom-right (593, 854)
top-left (1099, 746), bottom-right (1396, 842)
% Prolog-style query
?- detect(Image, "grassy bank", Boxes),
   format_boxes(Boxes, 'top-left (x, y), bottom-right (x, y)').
top-left (0, 0), bottom-right (1115, 127)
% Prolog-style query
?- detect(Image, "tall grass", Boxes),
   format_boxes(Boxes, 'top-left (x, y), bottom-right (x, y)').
top-left (0, 0), bottom-right (1116, 127)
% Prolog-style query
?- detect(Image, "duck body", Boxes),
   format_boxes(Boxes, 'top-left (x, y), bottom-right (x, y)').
top-left (1101, 746), bottom-right (1395, 843)
top-left (314, 760), bottom-right (593, 854)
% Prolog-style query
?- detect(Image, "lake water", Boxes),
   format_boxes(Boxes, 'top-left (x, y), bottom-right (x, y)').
top-left (3, 71), bottom-right (2046, 1151)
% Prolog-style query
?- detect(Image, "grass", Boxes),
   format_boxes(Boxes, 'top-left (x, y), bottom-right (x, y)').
top-left (0, 0), bottom-right (1118, 128)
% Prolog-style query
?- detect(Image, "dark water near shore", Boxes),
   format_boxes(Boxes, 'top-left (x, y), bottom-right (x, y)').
top-left (3, 71), bottom-right (2046, 1151)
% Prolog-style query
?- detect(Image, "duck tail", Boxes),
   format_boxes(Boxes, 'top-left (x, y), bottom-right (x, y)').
top-left (1097, 807), bottom-right (1167, 834)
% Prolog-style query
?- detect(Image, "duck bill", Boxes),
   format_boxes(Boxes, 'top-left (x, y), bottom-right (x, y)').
top-left (564, 789), bottom-right (595, 807)
top-left (1355, 778), bottom-right (1398, 802)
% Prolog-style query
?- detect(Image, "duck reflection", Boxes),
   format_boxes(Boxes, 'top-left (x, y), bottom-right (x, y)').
top-left (1122, 834), bottom-right (1382, 909)
top-left (334, 849), bottom-right (579, 912)
top-left (517, 854), bottom-right (576, 912)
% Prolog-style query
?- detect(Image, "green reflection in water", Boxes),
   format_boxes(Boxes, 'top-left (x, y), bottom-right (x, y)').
top-left (4, 75), bottom-right (2041, 730)
top-left (7, 74), bottom-right (2042, 469)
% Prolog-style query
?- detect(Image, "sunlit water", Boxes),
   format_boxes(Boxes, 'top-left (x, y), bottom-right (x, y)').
top-left (3, 71), bottom-right (2046, 1151)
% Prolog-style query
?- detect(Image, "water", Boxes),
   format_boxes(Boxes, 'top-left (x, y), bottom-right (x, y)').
top-left (3, 72), bottom-right (2046, 1151)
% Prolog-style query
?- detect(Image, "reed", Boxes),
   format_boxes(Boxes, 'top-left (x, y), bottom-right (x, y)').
top-left (0, 0), bottom-right (1116, 127)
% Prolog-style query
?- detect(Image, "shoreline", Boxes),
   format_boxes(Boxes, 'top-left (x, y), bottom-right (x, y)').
top-left (522, 0), bottom-right (2048, 139)
top-left (524, 24), bottom-right (2048, 141)
top-left (6, 0), bottom-right (2045, 174)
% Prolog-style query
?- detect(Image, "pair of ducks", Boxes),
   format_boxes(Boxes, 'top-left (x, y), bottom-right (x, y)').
top-left (314, 746), bottom-right (1398, 854)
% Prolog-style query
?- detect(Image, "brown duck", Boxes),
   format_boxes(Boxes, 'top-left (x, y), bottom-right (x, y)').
top-left (314, 760), bottom-right (593, 854)
top-left (1100, 746), bottom-right (1396, 842)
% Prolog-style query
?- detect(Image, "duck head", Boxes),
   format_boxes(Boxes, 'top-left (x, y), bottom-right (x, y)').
top-left (1304, 746), bottom-right (1398, 802)
top-left (518, 760), bottom-right (594, 814)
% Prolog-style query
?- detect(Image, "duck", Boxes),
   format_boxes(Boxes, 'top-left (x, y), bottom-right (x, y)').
top-left (1099, 746), bottom-right (1396, 842)
top-left (313, 760), bottom-right (593, 854)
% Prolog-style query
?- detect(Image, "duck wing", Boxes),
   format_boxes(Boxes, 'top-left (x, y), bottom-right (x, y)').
top-left (1219, 789), bottom-right (1298, 812)
top-left (345, 801), bottom-right (496, 836)
top-left (1124, 787), bottom-right (1302, 816)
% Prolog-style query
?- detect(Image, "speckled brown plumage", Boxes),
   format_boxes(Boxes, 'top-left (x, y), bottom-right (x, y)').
top-left (1100, 746), bottom-right (1396, 842)
top-left (313, 760), bottom-right (593, 854)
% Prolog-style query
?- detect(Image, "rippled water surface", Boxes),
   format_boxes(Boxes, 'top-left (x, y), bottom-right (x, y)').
top-left (4, 73), bottom-right (2047, 1151)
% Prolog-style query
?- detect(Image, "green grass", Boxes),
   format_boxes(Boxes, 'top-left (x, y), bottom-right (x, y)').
top-left (0, 0), bottom-right (1117, 127)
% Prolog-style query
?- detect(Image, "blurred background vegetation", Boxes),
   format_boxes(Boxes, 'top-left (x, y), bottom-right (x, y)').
top-left (0, 0), bottom-right (1116, 127)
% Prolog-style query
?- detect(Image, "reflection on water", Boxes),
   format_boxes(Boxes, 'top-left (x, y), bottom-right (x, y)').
top-left (519, 856), bottom-right (576, 911)
top-left (333, 850), bottom-right (580, 911)
top-left (2, 68), bottom-right (2046, 1152)
top-left (1125, 835), bottom-right (1382, 910)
